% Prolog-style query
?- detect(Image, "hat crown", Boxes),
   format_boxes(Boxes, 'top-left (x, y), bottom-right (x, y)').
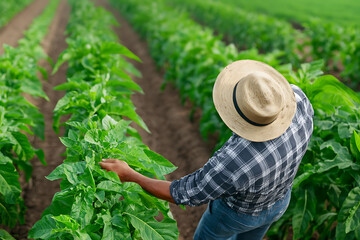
top-left (236, 71), bottom-right (285, 125)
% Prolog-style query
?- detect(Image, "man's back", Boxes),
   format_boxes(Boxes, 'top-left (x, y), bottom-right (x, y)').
top-left (170, 84), bottom-right (314, 215)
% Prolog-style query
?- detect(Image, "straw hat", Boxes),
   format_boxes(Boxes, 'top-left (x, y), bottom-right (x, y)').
top-left (213, 60), bottom-right (296, 142)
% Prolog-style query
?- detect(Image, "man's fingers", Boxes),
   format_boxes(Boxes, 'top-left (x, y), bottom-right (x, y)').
top-left (102, 158), bottom-right (117, 163)
top-left (100, 162), bottom-right (112, 171)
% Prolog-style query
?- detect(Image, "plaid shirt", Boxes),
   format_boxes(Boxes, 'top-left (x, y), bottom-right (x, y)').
top-left (170, 85), bottom-right (314, 215)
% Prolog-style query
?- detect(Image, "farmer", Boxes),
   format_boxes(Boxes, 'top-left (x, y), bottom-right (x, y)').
top-left (101, 60), bottom-right (314, 240)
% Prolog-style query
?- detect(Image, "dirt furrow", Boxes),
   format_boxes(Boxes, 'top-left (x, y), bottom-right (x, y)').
top-left (10, 0), bottom-right (70, 239)
top-left (96, 0), bottom-right (215, 239)
top-left (0, 0), bottom-right (49, 55)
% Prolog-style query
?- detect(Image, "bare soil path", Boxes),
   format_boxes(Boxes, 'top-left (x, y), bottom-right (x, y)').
top-left (1, 0), bottom-right (215, 238)
top-left (0, 0), bottom-right (49, 55)
top-left (97, 0), bottom-right (215, 239)
top-left (8, 0), bottom-right (70, 239)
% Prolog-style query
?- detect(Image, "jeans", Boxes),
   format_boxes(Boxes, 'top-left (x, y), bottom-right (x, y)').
top-left (193, 189), bottom-right (291, 240)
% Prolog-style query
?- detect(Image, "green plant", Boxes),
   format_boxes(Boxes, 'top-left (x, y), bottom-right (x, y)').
top-left (111, 0), bottom-right (360, 238)
top-left (268, 60), bottom-right (360, 239)
top-left (29, 117), bottom-right (178, 240)
top-left (168, 0), bottom-right (360, 89)
top-left (0, 0), bottom-right (60, 229)
top-left (111, 0), bottom-right (283, 150)
top-left (340, 28), bottom-right (360, 89)
top-left (0, 229), bottom-right (15, 240)
top-left (29, 0), bottom-right (178, 239)
top-left (167, 0), bottom-right (301, 66)
top-left (0, 0), bottom-right (33, 28)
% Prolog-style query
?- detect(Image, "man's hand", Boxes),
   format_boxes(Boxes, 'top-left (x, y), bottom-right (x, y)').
top-left (100, 158), bottom-right (175, 203)
top-left (100, 159), bottom-right (135, 183)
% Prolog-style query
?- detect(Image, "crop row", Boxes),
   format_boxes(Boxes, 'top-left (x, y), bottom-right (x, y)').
top-left (111, 0), bottom-right (360, 239)
top-left (110, 0), bottom-right (283, 151)
top-left (0, 0), bottom-right (33, 28)
top-left (0, 0), bottom-right (60, 238)
top-left (167, 0), bottom-right (360, 88)
top-left (29, 0), bottom-right (178, 239)
top-left (167, 0), bottom-right (300, 66)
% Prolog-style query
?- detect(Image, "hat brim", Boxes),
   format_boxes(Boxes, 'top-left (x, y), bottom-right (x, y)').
top-left (213, 60), bottom-right (296, 142)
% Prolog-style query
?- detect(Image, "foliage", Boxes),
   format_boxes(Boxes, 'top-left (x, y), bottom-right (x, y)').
top-left (112, 0), bottom-right (360, 238)
top-left (29, 117), bottom-right (178, 240)
top-left (0, 0), bottom-right (60, 229)
top-left (340, 28), bottom-right (360, 89)
top-left (29, 0), bottom-right (178, 239)
top-left (0, 0), bottom-right (33, 28)
top-left (303, 20), bottom-right (346, 72)
top-left (168, 0), bottom-right (360, 89)
top-left (220, 0), bottom-right (360, 27)
top-left (167, 0), bottom-right (301, 66)
top-left (0, 229), bottom-right (15, 240)
top-left (111, 0), bottom-right (283, 150)
top-left (267, 61), bottom-right (360, 239)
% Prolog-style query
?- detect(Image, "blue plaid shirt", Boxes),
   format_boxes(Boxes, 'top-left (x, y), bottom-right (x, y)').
top-left (170, 85), bottom-right (314, 215)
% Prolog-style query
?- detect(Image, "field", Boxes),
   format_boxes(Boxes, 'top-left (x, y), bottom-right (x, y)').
top-left (220, 0), bottom-right (360, 26)
top-left (0, 0), bottom-right (360, 239)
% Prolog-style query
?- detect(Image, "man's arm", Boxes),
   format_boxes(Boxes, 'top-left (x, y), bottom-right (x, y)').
top-left (100, 159), bottom-right (175, 204)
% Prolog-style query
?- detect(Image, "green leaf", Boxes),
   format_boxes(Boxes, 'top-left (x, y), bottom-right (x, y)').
top-left (35, 149), bottom-right (46, 166)
top-left (100, 42), bottom-right (141, 62)
top-left (350, 131), bottom-right (360, 160)
top-left (101, 210), bottom-right (132, 240)
top-left (95, 166), bottom-right (121, 184)
top-left (144, 149), bottom-right (175, 168)
top-left (293, 170), bottom-right (315, 189)
top-left (54, 81), bottom-right (89, 91)
top-left (102, 115), bottom-right (117, 130)
top-left (46, 162), bottom-right (79, 181)
top-left (0, 162), bottom-right (21, 204)
top-left (28, 214), bottom-right (58, 239)
top-left (60, 137), bottom-right (77, 148)
top-left (124, 211), bottom-right (178, 240)
top-left (110, 102), bottom-right (149, 133)
top-left (97, 181), bottom-right (122, 193)
top-left (42, 188), bottom-right (75, 217)
top-left (337, 187), bottom-right (360, 234)
top-left (292, 189), bottom-right (313, 239)
top-left (20, 79), bottom-right (49, 100)
top-left (0, 229), bottom-right (15, 240)
top-left (11, 131), bottom-right (35, 161)
top-left (37, 66), bottom-right (48, 80)
top-left (53, 51), bottom-right (72, 74)
top-left (53, 94), bottom-right (71, 112)
top-left (84, 129), bottom-right (102, 146)
top-left (52, 214), bottom-right (80, 231)
top-left (143, 149), bottom-right (177, 177)
top-left (95, 191), bottom-right (105, 203)
top-left (106, 79), bottom-right (143, 93)
top-left (0, 153), bottom-right (12, 164)
top-left (317, 141), bottom-right (358, 172)
top-left (71, 191), bottom-right (95, 228)
top-left (105, 120), bottom-right (130, 143)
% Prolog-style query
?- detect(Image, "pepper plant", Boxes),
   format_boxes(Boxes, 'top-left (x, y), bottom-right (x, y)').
top-left (111, 0), bottom-right (360, 238)
top-left (111, 0), bottom-right (283, 150)
top-left (0, 0), bottom-right (33, 28)
top-left (0, 0), bottom-right (60, 232)
top-left (266, 61), bottom-right (360, 239)
top-left (29, 0), bottom-right (178, 239)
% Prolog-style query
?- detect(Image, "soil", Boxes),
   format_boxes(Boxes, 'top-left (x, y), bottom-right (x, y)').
top-left (0, 0), bottom-right (299, 239)
top-left (0, 0), bottom-right (301, 239)
top-left (0, 0), bottom-right (70, 239)
top-left (1, 0), bottom-right (213, 239)
top-left (0, 0), bottom-right (49, 55)
top-left (95, 1), bottom-right (214, 239)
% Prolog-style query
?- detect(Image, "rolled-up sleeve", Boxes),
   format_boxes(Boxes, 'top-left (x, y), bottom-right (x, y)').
top-left (169, 136), bottom-right (243, 206)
